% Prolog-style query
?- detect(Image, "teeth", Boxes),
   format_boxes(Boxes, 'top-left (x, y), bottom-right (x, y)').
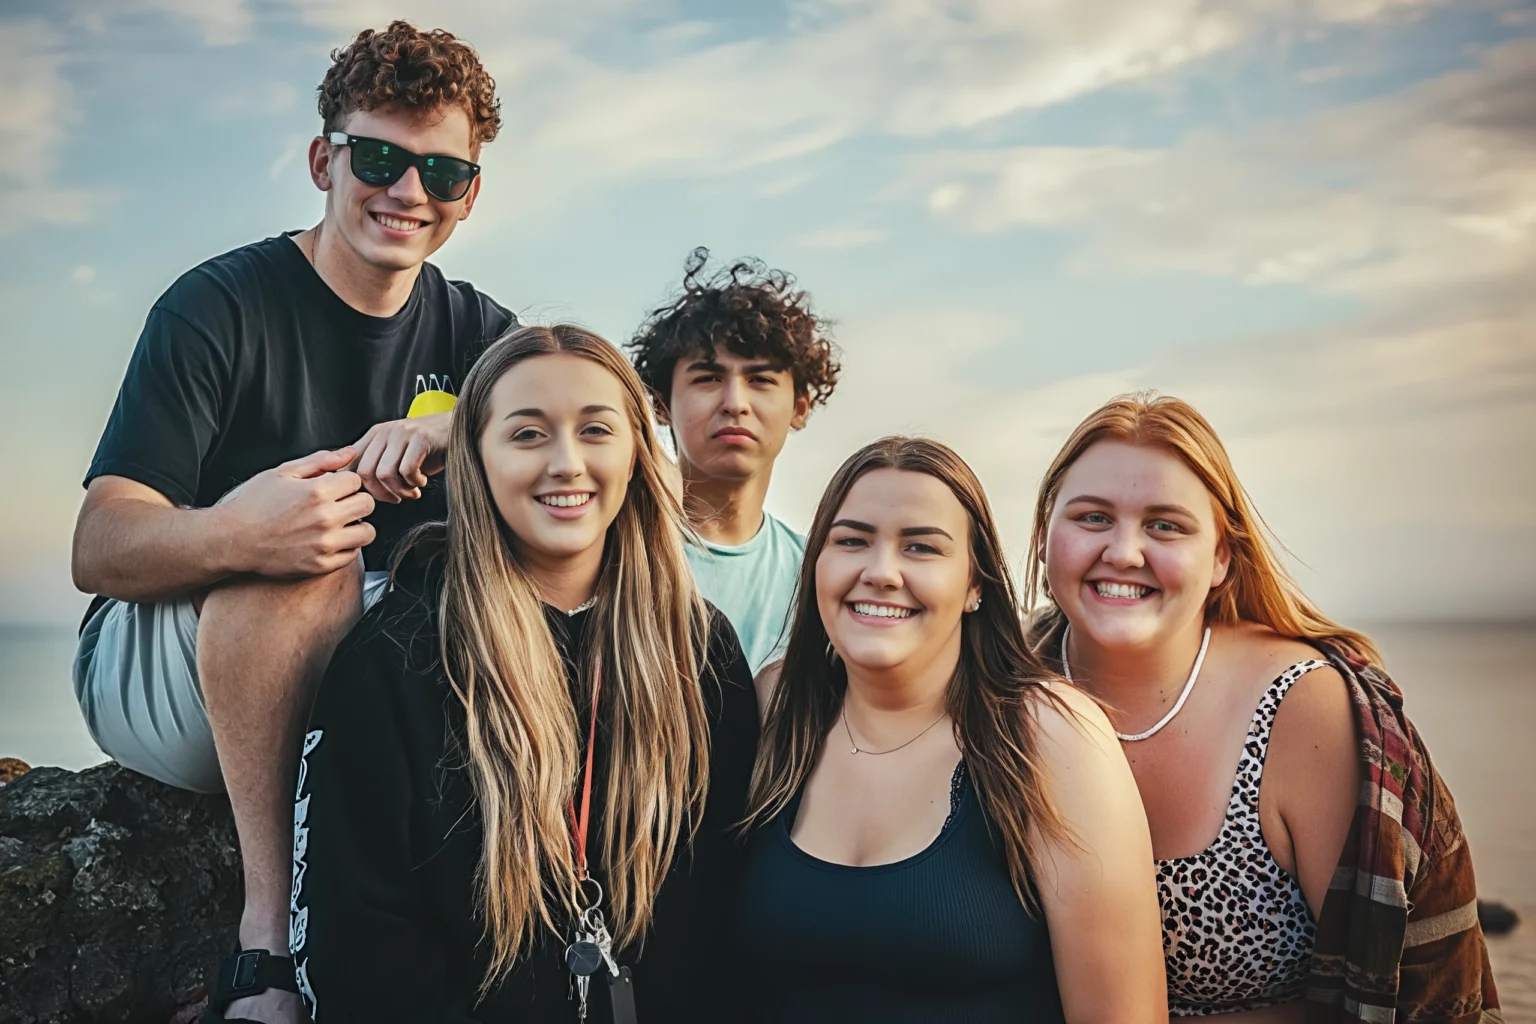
top-left (537, 494), bottom-right (592, 508)
top-left (1094, 581), bottom-right (1152, 599)
top-left (374, 214), bottom-right (422, 231)
top-left (851, 602), bottom-right (916, 619)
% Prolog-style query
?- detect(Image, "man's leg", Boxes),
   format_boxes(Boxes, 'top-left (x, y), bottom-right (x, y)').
top-left (197, 558), bottom-right (364, 1024)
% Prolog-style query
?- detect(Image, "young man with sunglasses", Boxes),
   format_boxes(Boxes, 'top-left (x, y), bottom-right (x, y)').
top-left (70, 22), bottom-right (512, 1024)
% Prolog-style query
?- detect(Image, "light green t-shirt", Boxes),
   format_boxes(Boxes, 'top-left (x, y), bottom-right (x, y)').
top-left (685, 512), bottom-right (805, 675)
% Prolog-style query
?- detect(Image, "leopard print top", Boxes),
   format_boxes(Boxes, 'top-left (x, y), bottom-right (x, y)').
top-left (1158, 660), bottom-right (1329, 1016)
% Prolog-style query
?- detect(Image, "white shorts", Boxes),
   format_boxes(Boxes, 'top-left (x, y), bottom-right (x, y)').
top-left (72, 571), bottom-right (390, 793)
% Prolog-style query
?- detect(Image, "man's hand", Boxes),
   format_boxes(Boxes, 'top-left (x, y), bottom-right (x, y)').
top-left (351, 412), bottom-right (453, 503)
top-left (215, 448), bottom-right (376, 577)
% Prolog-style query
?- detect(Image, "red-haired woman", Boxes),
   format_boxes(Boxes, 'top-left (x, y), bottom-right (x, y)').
top-left (1028, 392), bottom-right (1498, 1023)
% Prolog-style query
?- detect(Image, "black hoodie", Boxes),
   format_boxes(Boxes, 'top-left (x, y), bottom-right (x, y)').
top-left (290, 554), bottom-right (760, 1022)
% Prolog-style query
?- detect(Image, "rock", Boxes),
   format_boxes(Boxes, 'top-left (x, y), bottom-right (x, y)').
top-left (1479, 898), bottom-right (1520, 937)
top-left (0, 758), bottom-right (31, 787)
top-left (0, 763), bottom-right (242, 1024)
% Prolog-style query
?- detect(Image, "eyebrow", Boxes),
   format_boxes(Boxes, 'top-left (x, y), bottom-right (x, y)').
top-left (504, 404), bottom-right (620, 420)
top-left (830, 518), bottom-right (955, 541)
top-left (1062, 494), bottom-right (1200, 519)
top-left (1146, 503), bottom-right (1200, 519)
top-left (684, 359), bottom-right (785, 375)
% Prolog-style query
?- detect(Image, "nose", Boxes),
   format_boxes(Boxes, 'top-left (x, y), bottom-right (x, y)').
top-left (1101, 523), bottom-right (1146, 570)
top-left (386, 164), bottom-right (429, 205)
top-left (719, 374), bottom-right (750, 417)
top-left (858, 539), bottom-right (903, 591)
top-left (545, 430), bottom-right (586, 481)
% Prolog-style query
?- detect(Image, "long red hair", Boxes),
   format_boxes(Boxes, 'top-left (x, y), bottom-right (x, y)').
top-left (1024, 392), bottom-right (1382, 666)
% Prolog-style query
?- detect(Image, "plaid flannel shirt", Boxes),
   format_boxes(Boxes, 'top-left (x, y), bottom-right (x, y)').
top-left (1306, 644), bottom-right (1501, 1024)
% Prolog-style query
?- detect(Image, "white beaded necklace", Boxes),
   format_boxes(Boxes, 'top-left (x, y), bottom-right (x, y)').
top-left (1060, 625), bottom-right (1211, 742)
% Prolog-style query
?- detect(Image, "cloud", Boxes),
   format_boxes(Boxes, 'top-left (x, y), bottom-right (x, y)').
top-left (0, 19), bottom-right (112, 233)
top-left (800, 35), bottom-right (1536, 618)
top-left (772, 295), bottom-right (1535, 620)
top-left (268, 134), bottom-right (311, 181)
top-left (271, 0), bottom-right (1462, 222)
top-left (902, 37), bottom-right (1536, 309)
top-left (765, 31), bottom-right (1536, 617)
top-left (139, 0), bottom-right (253, 47)
top-left (793, 225), bottom-right (887, 248)
top-left (209, 80), bottom-right (299, 118)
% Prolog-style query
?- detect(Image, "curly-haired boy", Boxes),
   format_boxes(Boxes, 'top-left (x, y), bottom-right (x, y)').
top-left (70, 22), bottom-right (514, 1023)
top-left (629, 248), bottom-right (840, 676)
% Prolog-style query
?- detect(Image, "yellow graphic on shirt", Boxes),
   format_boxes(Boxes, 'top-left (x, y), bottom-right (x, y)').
top-left (407, 390), bottom-right (457, 418)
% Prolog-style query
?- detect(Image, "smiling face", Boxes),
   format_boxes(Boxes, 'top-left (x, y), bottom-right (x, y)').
top-left (1043, 440), bottom-right (1230, 652)
top-left (310, 104), bottom-right (481, 273)
top-left (817, 468), bottom-right (980, 676)
top-left (479, 353), bottom-right (636, 575)
top-left (663, 347), bottom-right (810, 484)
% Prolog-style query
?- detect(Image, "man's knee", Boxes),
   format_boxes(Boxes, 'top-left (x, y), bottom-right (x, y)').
top-left (200, 557), bottom-right (365, 655)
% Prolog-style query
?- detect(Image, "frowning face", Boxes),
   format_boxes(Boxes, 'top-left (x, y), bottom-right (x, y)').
top-left (663, 348), bottom-right (808, 485)
top-left (1043, 441), bottom-right (1229, 653)
top-left (817, 468), bottom-right (980, 676)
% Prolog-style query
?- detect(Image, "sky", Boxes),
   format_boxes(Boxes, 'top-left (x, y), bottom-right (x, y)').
top-left (0, 0), bottom-right (1532, 626)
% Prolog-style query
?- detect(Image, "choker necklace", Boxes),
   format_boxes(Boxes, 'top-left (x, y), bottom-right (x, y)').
top-left (841, 705), bottom-right (947, 755)
top-left (1060, 625), bottom-right (1211, 742)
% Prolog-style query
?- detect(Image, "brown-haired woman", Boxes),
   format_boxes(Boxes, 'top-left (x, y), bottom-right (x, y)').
top-left (287, 325), bottom-right (759, 1023)
top-left (734, 437), bottom-right (1167, 1024)
top-left (1028, 393), bottom-right (1498, 1022)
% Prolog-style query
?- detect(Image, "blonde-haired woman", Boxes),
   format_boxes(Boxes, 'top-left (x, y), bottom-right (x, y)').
top-left (288, 325), bottom-right (759, 1023)
top-left (1028, 393), bottom-right (1497, 1023)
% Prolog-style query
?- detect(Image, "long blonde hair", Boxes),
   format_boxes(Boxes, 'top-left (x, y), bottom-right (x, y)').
top-left (743, 437), bottom-right (1075, 909)
top-left (1024, 392), bottom-right (1382, 665)
top-left (432, 324), bottom-right (711, 991)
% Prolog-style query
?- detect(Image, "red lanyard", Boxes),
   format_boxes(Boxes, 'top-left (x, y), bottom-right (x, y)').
top-left (569, 663), bottom-right (601, 880)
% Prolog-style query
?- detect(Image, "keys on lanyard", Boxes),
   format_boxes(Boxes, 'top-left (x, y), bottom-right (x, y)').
top-left (566, 663), bottom-right (617, 1022)
top-left (566, 902), bottom-right (620, 1020)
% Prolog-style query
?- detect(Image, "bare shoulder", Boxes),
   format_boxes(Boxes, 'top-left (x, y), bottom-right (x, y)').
top-left (1251, 635), bottom-right (1361, 907)
top-left (1262, 644), bottom-right (1358, 835)
top-left (1031, 679), bottom-right (1114, 744)
top-left (1222, 623), bottom-right (1354, 745)
top-left (1028, 679), bottom-right (1126, 783)
top-left (1270, 661), bottom-right (1356, 756)
top-left (1226, 623), bottom-right (1329, 677)
top-left (1027, 680), bottom-right (1150, 859)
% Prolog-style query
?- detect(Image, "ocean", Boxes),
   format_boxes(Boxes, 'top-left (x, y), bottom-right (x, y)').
top-left (1, 620), bottom-right (1531, 1014)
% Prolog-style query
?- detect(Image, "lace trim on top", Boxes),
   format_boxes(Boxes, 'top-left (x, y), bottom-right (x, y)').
top-left (942, 760), bottom-right (969, 831)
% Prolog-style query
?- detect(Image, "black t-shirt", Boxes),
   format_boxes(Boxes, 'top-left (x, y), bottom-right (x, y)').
top-left (85, 232), bottom-right (517, 572)
top-left (291, 553), bottom-right (761, 1022)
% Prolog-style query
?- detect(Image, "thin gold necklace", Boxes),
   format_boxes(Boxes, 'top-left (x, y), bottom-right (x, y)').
top-left (841, 705), bottom-right (947, 755)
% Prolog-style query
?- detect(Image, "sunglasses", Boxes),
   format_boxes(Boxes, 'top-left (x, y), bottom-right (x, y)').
top-left (327, 132), bottom-right (480, 203)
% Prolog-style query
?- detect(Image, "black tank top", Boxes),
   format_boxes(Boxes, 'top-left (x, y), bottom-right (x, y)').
top-left (732, 763), bottom-right (1065, 1024)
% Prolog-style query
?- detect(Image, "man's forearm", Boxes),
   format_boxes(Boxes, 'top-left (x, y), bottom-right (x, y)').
top-left (73, 498), bottom-right (239, 603)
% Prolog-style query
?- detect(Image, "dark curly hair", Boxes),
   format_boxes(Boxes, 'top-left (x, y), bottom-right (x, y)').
top-left (318, 21), bottom-right (501, 151)
top-left (629, 248), bottom-right (841, 413)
